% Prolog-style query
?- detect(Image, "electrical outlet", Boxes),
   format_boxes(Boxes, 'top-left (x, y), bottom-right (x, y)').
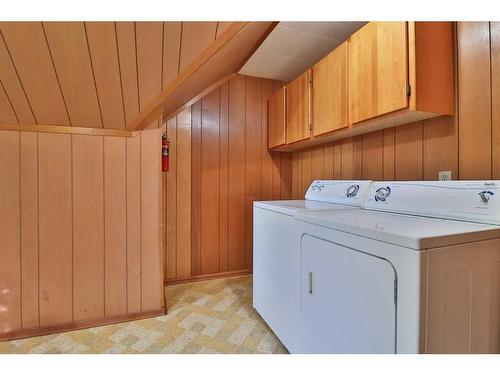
top-left (438, 171), bottom-right (452, 181)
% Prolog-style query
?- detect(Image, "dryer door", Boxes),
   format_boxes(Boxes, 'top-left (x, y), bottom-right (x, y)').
top-left (298, 234), bottom-right (397, 353)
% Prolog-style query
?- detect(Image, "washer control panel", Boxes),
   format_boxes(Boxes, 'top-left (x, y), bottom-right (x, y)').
top-left (364, 181), bottom-right (500, 225)
top-left (305, 180), bottom-right (372, 206)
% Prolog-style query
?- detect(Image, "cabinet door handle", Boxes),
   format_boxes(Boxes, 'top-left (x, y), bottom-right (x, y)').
top-left (308, 271), bottom-right (314, 296)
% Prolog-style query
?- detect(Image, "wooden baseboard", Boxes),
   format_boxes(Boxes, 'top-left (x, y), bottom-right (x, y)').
top-left (0, 309), bottom-right (165, 342)
top-left (165, 269), bottom-right (252, 286)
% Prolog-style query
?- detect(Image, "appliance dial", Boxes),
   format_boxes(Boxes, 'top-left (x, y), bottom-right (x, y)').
top-left (375, 186), bottom-right (391, 202)
top-left (479, 190), bottom-right (494, 203)
top-left (346, 184), bottom-right (360, 198)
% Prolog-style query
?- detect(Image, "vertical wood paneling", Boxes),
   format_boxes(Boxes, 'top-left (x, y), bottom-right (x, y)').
top-left (115, 22), bottom-right (139, 126)
top-left (0, 83), bottom-right (17, 122)
top-left (179, 22), bottom-right (218, 72)
top-left (219, 82), bottom-right (230, 272)
top-left (311, 145), bottom-right (324, 181)
top-left (126, 136), bottom-right (141, 313)
top-left (85, 22), bottom-right (125, 129)
top-left (38, 133), bottom-right (72, 326)
top-left (72, 135), bottom-right (104, 321)
top-left (323, 143), bottom-right (334, 179)
top-left (261, 80), bottom-right (275, 201)
top-left (20, 132), bottom-right (39, 329)
top-left (228, 75), bottom-right (246, 271)
top-left (383, 128), bottom-right (395, 180)
top-left (333, 140), bottom-right (342, 179)
top-left (0, 131), bottom-right (21, 333)
top-left (301, 149), bottom-right (312, 194)
top-left (0, 33), bottom-right (35, 123)
top-left (353, 136), bottom-right (363, 179)
top-left (341, 138), bottom-right (354, 179)
top-left (280, 154), bottom-right (292, 199)
top-left (165, 117), bottom-right (177, 280)
top-left (163, 22), bottom-right (182, 88)
top-left (191, 101), bottom-right (202, 276)
top-left (245, 77), bottom-right (262, 268)
top-left (43, 22), bottom-right (102, 127)
top-left (177, 109), bottom-right (192, 277)
top-left (458, 22), bottom-right (492, 179)
top-left (201, 89), bottom-right (221, 274)
top-left (104, 136), bottom-right (127, 316)
top-left (362, 131), bottom-right (383, 180)
top-left (423, 116), bottom-right (458, 180)
top-left (140, 128), bottom-right (163, 311)
top-left (395, 122), bottom-right (423, 180)
top-left (491, 22), bottom-right (500, 179)
top-left (0, 22), bottom-right (69, 125)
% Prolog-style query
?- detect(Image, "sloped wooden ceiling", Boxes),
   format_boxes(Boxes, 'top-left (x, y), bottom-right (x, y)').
top-left (0, 21), bottom-right (231, 129)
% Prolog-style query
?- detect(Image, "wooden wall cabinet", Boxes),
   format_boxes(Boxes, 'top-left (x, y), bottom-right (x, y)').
top-left (286, 69), bottom-right (311, 144)
top-left (269, 22), bottom-right (454, 152)
top-left (312, 42), bottom-right (348, 136)
top-left (268, 86), bottom-right (286, 148)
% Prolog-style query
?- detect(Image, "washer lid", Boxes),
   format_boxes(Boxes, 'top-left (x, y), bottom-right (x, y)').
top-left (364, 181), bottom-right (500, 225)
top-left (305, 180), bottom-right (372, 205)
top-left (295, 209), bottom-right (500, 250)
top-left (253, 200), bottom-right (359, 215)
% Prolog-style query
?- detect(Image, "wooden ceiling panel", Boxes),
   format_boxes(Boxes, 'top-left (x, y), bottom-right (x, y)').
top-left (179, 22), bottom-right (218, 71)
top-left (0, 32), bottom-right (35, 124)
top-left (115, 22), bottom-right (139, 126)
top-left (0, 83), bottom-right (18, 123)
top-left (0, 22), bottom-right (70, 125)
top-left (162, 22), bottom-right (182, 88)
top-left (216, 22), bottom-right (233, 38)
top-left (136, 22), bottom-right (163, 112)
top-left (43, 22), bottom-right (102, 127)
top-left (85, 22), bottom-right (126, 129)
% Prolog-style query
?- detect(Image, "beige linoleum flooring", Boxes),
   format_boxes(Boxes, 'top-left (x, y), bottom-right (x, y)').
top-left (0, 275), bottom-right (287, 354)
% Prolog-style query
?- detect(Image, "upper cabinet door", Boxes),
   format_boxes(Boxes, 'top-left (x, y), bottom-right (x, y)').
top-left (348, 22), bottom-right (408, 124)
top-left (268, 86), bottom-right (286, 149)
top-left (312, 42), bottom-right (348, 136)
top-left (286, 69), bottom-right (311, 144)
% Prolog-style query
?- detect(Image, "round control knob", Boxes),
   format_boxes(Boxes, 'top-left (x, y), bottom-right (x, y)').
top-left (375, 186), bottom-right (391, 202)
top-left (479, 190), bottom-right (494, 203)
top-left (346, 184), bottom-right (360, 198)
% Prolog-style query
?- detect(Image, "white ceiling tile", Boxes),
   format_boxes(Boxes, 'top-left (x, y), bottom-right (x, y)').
top-left (258, 26), bottom-right (302, 56)
top-left (279, 21), bottom-right (366, 41)
top-left (289, 33), bottom-right (342, 62)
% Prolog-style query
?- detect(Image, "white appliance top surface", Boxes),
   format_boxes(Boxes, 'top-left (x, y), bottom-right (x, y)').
top-left (364, 180), bottom-right (500, 225)
top-left (254, 200), bottom-right (359, 215)
top-left (295, 209), bottom-right (500, 250)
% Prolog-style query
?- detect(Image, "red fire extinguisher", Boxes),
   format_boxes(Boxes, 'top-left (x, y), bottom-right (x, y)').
top-left (162, 133), bottom-right (169, 172)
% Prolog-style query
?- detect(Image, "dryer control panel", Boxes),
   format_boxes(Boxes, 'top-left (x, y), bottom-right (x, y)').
top-left (364, 181), bottom-right (500, 225)
top-left (305, 180), bottom-right (372, 206)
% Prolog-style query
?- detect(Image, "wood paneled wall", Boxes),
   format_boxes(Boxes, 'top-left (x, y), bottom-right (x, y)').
top-left (0, 128), bottom-right (163, 338)
top-left (0, 21), bottom-right (229, 129)
top-left (164, 75), bottom-right (292, 283)
top-left (291, 22), bottom-right (500, 198)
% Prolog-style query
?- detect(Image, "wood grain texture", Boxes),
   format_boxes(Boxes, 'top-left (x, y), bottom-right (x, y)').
top-left (191, 101), bottom-right (202, 276)
top-left (228, 75), bottom-right (246, 271)
top-left (72, 135), bottom-right (104, 321)
top-left (261, 80), bottom-right (275, 200)
top-left (268, 87), bottom-right (286, 148)
top-left (458, 22), bottom-right (491, 179)
top-left (43, 22), bottom-right (102, 127)
top-left (491, 22), bottom-right (500, 179)
top-left (423, 116), bottom-right (458, 180)
top-left (286, 70), bottom-right (310, 144)
top-left (348, 22), bottom-right (408, 124)
top-left (165, 116), bottom-right (177, 280)
top-left (38, 133), bottom-right (72, 326)
top-left (126, 135), bottom-right (141, 313)
top-left (140, 128), bottom-right (163, 311)
top-left (163, 22), bottom-right (182, 87)
top-left (0, 22), bottom-right (69, 125)
top-left (312, 42), bottom-right (348, 136)
top-left (0, 131), bottom-right (21, 334)
top-left (176, 109), bottom-right (192, 277)
top-left (201, 89), bottom-right (220, 274)
top-left (362, 131), bottom-right (383, 180)
top-left (0, 83), bottom-right (17, 123)
top-left (179, 22), bottom-right (218, 72)
top-left (104, 136), bottom-right (127, 316)
top-left (0, 32), bottom-right (35, 124)
top-left (20, 132), bottom-right (39, 329)
top-left (85, 22), bottom-right (125, 129)
top-left (219, 82), bottom-right (229, 272)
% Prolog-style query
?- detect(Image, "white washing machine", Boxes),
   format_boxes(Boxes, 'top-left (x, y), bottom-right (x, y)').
top-left (295, 181), bottom-right (500, 354)
top-left (253, 180), bottom-right (372, 352)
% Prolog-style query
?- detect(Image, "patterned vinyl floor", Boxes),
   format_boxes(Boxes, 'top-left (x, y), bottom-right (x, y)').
top-left (0, 275), bottom-right (288, 354)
